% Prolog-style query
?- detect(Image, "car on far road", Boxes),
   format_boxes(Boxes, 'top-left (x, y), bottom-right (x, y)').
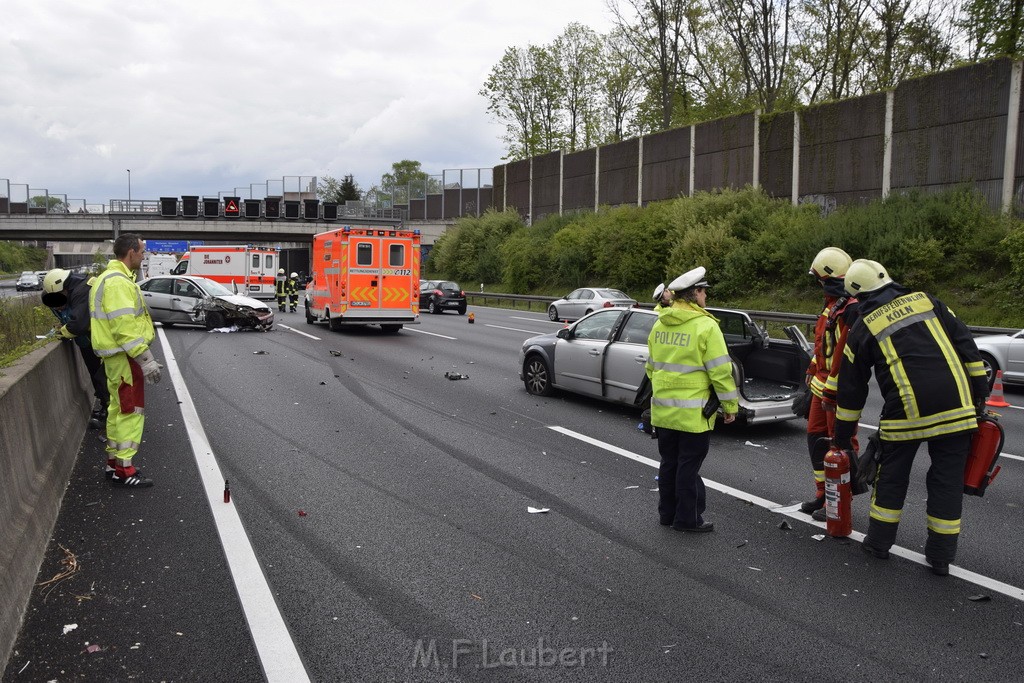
top-left (972, 328), bottom-right (1024, 389)
top-left (547, 287), bottom-right (637, 322)
top-left (419, 280), bottom-right (467, 315)
top-left (139, 275), bottom-right (274, 330)
top-left (16, 271), bottom-right (41, 291)
top-left (519, 306), bottom-right (811, 425)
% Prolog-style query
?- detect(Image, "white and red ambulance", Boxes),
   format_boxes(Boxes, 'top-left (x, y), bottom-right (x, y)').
top-left (304, 225), bottom-right (420, 333)
top-left (170, 245), bottom-right (279, 299)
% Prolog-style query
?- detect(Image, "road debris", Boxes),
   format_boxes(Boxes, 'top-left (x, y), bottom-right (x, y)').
top-left (745, 440), bottom-right (767, 449)
top-left (527, 507), bottom-right (550, 514)
top-left (83, 643), bottom-right (103, 654)
top-left (319, 381), bottom-right (327, 385)
top-left (210, 326), bottom-right (240, 333)
top-left (298, 510), bottom-right (307, 517)
top-left (811, 534), bottom-right (826, 541)
top-left (735, 540), bottom-right (748, 548)
top-left (38, 545), bottom-right (81, 601)
top-left (445, 371), bottom-right (469, 380)
top-left (62, 624), bottom-right (78, 635)
top-left (329, 350), bottom-right (343, 356)
top-left (252, 350), bottom-right (268, 355)
top-left (968, 594), bottom-right (991, 602)
top-left (778, 521), bottom-right (792, 530)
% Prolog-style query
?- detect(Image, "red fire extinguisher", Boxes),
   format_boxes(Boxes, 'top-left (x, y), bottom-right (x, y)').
top-left (964, 412), bottom-right (1004, 496)
top-left (824, 446), bottom-right (853, 537)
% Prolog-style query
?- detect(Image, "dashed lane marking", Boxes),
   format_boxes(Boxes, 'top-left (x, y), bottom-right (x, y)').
top-left (405, 327), bottom-right (457, 340)
top-left (485, 324), bottom-right (548, 335)
top-left (159, 329), bottom-right (311, 682)
top-left (548, 425), bottom-right (1024, 603)
top-left (278, 324), bottom-right (320, 340)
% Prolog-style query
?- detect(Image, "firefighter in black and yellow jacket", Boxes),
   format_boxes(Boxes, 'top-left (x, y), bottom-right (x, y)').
top-left (833, 259), bottom-right (988, 576)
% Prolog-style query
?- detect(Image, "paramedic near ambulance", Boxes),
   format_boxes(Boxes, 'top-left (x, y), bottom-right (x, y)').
top-left (646, 266), bottom-right (738, 533)
top-left (833, 259), bottom-right (988, 576)
top-left (90, 233), bottom-right (162, 488)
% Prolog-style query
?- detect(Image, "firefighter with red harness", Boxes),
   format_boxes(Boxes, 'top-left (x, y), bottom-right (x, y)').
top-left (800, 247), bottom-right (860, 520)
top-left (834, 259), bottom-right (989, 576)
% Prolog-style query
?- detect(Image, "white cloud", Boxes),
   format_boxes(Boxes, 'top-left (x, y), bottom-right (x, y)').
top-left (0, 0), bottom-right (616, 204)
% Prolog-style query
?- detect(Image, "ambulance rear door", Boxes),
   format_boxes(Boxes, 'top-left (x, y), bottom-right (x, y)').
top-left (346, 235), bottom-right (385, 318)
top-left (379, 236), bottom-right (416, 315)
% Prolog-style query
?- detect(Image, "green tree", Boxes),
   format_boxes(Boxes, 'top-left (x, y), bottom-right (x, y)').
top-left (959, 0), bottom-right (1024, 59)
top-left (317, 174), bottom-right (362, 203)
top-left (29, 195), bottom-right (68, 213)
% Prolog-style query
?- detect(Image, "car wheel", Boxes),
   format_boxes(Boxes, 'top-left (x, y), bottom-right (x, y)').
top-left (429, 299), bottom-right (439, 314)
top-left (585, 309), bottom-right (593, 316)
top-left (381, 324), bottom-right (402, 334)
top-left (523, 354), bottom-right (555, 396)
top-left (981, 352), bottom-right (998, 391)
top-left (205, 311), bottom-right (226, 329)
top-left (547, 305), bottom-right (559, 321)
top-left (305, 303), bottom-right (314, 324)
top-left (457, 305), bottom-right (466, 315)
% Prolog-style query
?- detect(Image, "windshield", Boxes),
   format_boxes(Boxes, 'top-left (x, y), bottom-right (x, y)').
top-left (192, 277), bottom-right (234, 296)
top-left (596, 289), bottom-right (629, 299)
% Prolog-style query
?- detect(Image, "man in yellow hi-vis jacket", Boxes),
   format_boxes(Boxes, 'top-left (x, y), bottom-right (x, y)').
top-left (834, 259), bottom-right (988, 576)
top-left (646, 266), bottom-right (738, 533)
top-left (90, 233), bottom-right (162, 488)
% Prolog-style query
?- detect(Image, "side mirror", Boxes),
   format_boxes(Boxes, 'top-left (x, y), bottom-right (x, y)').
top-left (556, 328), bottom-right (570, 339)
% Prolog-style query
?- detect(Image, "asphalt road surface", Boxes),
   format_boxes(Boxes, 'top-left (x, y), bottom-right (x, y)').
top-left (5, 305), bottom-right (1024, 682)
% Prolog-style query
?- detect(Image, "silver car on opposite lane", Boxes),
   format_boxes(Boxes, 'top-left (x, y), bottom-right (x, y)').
top-left (546, 287), bottom-right (638, 322)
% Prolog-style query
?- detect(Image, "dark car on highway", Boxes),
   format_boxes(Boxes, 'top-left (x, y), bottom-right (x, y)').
top-left (419, 280), bottom-right (467, 315)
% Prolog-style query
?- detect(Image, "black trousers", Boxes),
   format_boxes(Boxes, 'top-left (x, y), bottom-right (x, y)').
top-left (656, 428), bottom-right (712, 528)
top-left (867, 431), bottom-right (971, 562)
top-left (77, 343), bottom-right (109, 406)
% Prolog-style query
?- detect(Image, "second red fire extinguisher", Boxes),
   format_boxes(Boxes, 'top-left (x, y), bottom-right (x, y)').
top-left (824, 446), bottom-right (852, 537)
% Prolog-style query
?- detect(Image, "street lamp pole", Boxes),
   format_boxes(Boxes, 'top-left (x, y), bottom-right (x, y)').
top-left (127, 169), bottom-right (132, 210)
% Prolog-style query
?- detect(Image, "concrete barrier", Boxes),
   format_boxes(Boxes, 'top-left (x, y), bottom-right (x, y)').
top-left (0, 342), bottom-right (92, 672)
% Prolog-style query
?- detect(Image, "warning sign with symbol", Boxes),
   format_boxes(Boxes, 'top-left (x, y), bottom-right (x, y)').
top-left (224, 197), bottom-right (240, 217)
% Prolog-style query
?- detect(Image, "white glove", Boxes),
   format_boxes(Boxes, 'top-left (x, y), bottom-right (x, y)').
top-left (137, 349), bottom-right (163, 385)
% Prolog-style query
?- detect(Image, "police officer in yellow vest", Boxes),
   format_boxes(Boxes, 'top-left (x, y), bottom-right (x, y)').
top-left (90, 233), bottom-right (162, 488)
top-left (646, 267), bottom-right (739, 532)
top-left (834, 260), bottom-right (988, 576)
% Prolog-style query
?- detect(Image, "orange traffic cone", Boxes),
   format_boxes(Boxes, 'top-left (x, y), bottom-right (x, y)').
top-left (987, 370), bottom-right (1011, 408)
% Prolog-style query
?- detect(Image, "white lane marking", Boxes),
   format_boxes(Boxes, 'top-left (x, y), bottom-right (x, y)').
top-left (549, 425), bottom-right (1024, 603)
top-left (486, 324), bottom-right (548, 335)
top-left (158, 329), bottom-right (311, 682)
top-left (405, 327), bottom-right (457, 340)
top-left (278, 324), bottom-right (320, 340)
top-left (509, 315), bottom-right (562, 326)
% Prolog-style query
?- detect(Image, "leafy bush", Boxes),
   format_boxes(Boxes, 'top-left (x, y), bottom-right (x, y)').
top-left (0, 241), bottom-right (46, 274)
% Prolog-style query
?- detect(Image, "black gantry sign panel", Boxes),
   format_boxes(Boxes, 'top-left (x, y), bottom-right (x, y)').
top-left (224, 196), bottom-right (241, 218)
top-left (182, 196), bottom-right (199, 217)
top-left (203, 198), bottom-right (220, 218)
top-left (244, 199), bottom-right (261, 218)
top-left (265, 196), bottom-right (281, 218)
top-left (160, 197), bottom-right (178, 217)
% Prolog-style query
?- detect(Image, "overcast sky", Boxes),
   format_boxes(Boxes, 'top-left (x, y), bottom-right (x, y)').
top-left (1, 0), bottom-right (616, 207)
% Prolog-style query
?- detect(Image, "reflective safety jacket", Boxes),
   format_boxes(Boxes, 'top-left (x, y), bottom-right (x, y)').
top-left (807, 295), bottom-right (858, 404)
top-left (835, 285), bottom-right (988, 443)
top-left (276, 276), bottom-right (288, 297)
top-left (645, 301), bottom-right (739, 433)
top-left (89, 260), bottom-right (155, 360)
top-left (285, 277), bottom-right (298, 296)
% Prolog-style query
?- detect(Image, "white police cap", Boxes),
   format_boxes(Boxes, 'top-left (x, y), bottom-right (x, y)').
top-left (652, 283), bottom-right (666, 302)
top-left (668, 266), bottom-right (708, 292)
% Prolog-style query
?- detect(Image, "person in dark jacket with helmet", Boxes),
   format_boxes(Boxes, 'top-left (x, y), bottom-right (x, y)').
top-left (42, 268), bottom-right (109, 429)
top-left (834, 259), bottom-right (989, 576)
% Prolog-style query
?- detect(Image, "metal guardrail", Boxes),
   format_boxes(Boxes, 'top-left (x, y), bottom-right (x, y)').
top-left (466, 292), bottom-right (1019, 336)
